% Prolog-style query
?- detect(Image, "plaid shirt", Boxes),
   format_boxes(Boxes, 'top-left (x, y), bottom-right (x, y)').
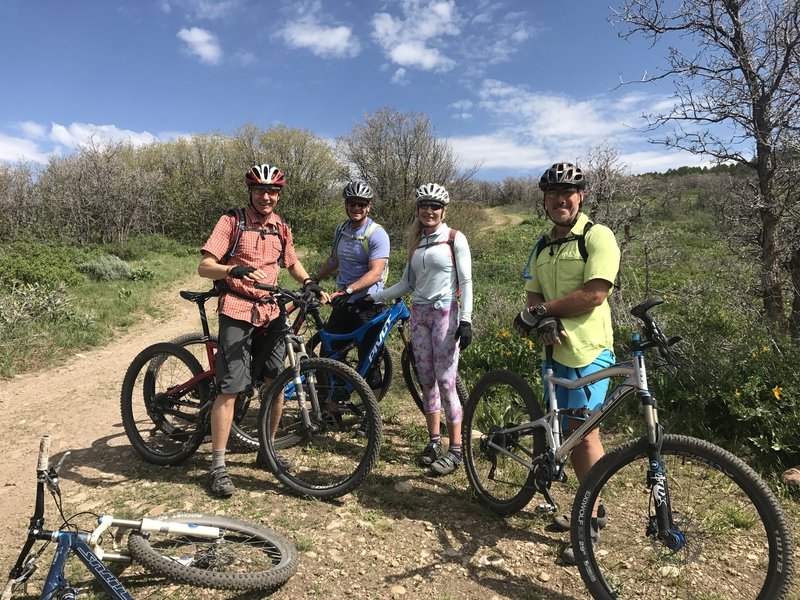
top-left (201, 206), bottom-right (297, 326)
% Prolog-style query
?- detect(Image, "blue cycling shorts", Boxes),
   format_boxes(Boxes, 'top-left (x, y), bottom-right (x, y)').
top-left (541, 348), bottom-right (615, 416)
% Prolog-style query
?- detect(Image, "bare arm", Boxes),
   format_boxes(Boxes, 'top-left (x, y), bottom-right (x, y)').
top-left (526, 279), bottom-right (612, 317)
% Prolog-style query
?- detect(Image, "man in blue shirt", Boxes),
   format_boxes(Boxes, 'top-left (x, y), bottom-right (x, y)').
top-left (312, 181), bottom-right (390, 398)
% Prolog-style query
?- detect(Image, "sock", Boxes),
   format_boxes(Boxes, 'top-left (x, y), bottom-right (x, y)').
top-left (429, 434), bottom-right (441, 446)
top-left (449, 443), bottom-right (462, 460)
top-left (211, 449), bottom-right (226, 470)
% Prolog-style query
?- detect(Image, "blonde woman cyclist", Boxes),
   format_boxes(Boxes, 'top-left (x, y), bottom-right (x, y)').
top-left (370, 183), bottom-right (473, 476)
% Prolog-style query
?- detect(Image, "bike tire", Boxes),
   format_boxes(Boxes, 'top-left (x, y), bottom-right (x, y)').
top-left (127, 513), bottom-right (298, 591)
top-left (259, 357), bottom-right (382, 499)
top-left (462, 369), bottom-right (545, 515)
top-left (571, 434), bottom-right (795, 600)
top-left (401, 345), bottom-right (469, 415)
top-left (308, 332), bottom-right (394, 401)
top-left (121, 342), bottom-right (210, 465)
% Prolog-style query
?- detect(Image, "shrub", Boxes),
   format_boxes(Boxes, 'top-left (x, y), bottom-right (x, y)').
top-left (0, 242), bottom-right (88, 286)
top-left (77, 255), bottom-right (132, 281)
top-left (102, 234), bottom-right (195, 261)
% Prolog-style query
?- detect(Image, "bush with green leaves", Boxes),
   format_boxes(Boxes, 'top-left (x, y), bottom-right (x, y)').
top-left (102, 234), bottom-right (195, 261)
top-left (77, 255), bottom-right (132, 282)
top-left (0, 242), bottom-right (88, 286)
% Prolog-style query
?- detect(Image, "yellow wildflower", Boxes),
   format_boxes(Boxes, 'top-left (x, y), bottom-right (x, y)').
top-left (772, 386), bottom-right (783, 401)
top-left (734, 389), bottom-right (741, 399)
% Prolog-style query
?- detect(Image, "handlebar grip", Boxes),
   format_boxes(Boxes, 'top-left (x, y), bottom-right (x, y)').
top-left (254, 283), bottom-right (278, 292)
top-left (38, 435), bottom-right (51, 471)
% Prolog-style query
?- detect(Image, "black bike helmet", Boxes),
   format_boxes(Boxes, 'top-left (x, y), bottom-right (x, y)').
top-left (538, 162), bottom-right (586, 191)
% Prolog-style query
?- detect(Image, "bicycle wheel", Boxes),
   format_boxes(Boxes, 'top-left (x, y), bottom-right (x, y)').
top-left (121, 342), bottom-right (210, 465)
top-left (259, 357), bottom-right (382, 499)
top-left (401, 344), bottom-right (469, 416)
top-left (308, 332), bottom-right (394, 401)
top-left (127, 513), bottom-right (298, 591)
top-left (462, 369), bottom-right (545, 515)
top-left (571, 434), bottom-right (795, 600)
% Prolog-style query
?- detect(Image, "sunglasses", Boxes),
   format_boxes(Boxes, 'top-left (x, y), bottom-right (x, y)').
top-left (418, 201), bottom-right (444, 211)
top-left (346, 201), bottom-right (369, 209)
top-left (251, 186), bottom-right (281, 195)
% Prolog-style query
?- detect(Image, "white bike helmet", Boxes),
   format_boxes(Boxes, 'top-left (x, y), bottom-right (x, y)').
top-left (415, 183), bottom-right (450, 205)
top-left (245, 164), bottom-right (285, 187)
top-left (538, 162), bottom-right (585, 191)
top-left (342, 181), bottom-right (374, 200)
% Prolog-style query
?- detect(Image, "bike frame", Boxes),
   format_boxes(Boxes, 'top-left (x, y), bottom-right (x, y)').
top-left (313, 299), bottom-right (411, 381)
top-left (4, 437), bottom-right (226, 600)
top-left (482, 326), bottom-right (681, 548)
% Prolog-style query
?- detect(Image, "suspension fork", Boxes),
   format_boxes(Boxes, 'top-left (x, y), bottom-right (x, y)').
top-left (633, 337), bottom-right (684, 550)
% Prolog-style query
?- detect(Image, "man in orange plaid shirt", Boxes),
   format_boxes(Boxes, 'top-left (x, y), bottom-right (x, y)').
top-left (198, 163), bottom-right (329, 497)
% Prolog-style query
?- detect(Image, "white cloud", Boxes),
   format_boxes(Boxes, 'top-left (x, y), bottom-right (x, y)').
top-left (449, 99), bottom-right (473, 119)
top-left (283, 23), bottom-right (360, 59)
top-left (371, 0), bottom-right (459, 72)
top-left (449, 133), bottom-right (549, 170)
top-left (449, 78), bottom-right (718, 177)
top-left (177, 27), bottom-right (222, 65)
top-left (281, 0), bottom-right (360, 59)
top-left (18, 121), bottom-right (47, 139)
top-left (0, 122), bottom-right (190, 166)
top-left (184, 0), bottom-right (239, 20)
top-left (49, 123), bottom-right (159, 150)
top-left (0, 133), bottom-right (49, 164)
top-left (391, 67), bottom-right (409, 86)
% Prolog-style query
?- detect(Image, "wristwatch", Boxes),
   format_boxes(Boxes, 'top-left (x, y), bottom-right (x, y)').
top-left (345, 287), bottom-right (354, 295)
top-left (530, 304), bottom-right (548, 318)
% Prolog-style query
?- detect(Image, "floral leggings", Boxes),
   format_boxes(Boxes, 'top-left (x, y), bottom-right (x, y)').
top-left (410, 302), bottom-right (462, 424)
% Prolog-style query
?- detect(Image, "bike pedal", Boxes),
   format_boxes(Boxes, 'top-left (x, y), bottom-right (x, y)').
top-left (535, 503), bottom-right (558, 514)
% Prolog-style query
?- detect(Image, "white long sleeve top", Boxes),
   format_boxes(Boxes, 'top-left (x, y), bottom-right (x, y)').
top-left (372, 223), bottom-right (473, 323)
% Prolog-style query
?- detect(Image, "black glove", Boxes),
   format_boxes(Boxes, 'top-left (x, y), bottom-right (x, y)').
top-left (303, 280), bottom-right (325, 297)
top-left (331, 292), bottom-right (352, 308)
top-left (536, 316), bottom-right (563, 345)
top-left (513, 309), bottom-right (539, 337)
top-left (229, 265), bottom-right (256, 279)
top-left (454, 321), bottom-right (472, 349)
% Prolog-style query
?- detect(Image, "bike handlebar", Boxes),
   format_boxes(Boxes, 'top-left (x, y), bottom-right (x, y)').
top-left (37, 435), bottom-right (50, 472)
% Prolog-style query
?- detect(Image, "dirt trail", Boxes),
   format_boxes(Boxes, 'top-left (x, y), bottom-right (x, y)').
top-left (0, 275), bottom-right (209, 551)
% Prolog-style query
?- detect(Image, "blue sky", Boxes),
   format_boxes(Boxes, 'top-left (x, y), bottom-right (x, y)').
top-left (0, 0), bottom-right (712, 179)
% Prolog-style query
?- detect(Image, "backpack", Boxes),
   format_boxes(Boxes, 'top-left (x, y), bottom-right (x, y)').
top-left (331, 219), bottom-right (387, 284)
top-left (215, 208), bottom-right (289, 300)
top-left (408, 228), bottom-right (461, 293)
top-left (223, 207), bottom-right (288, 266)
top-left (522, 221), bottom-right (594, 281)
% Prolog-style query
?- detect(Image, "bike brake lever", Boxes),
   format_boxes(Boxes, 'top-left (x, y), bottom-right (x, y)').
top-left (53, 451), bottom-right (71, 475)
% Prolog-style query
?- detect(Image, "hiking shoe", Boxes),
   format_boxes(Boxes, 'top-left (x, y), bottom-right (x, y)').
top-left (208, 466), bottom-right (235, 498)
top-left (416, 441), bottom-right (443, 467)
top-left (553, 503), bottom-right (607, 531)
top-left (430, 451), bottom-right (461, 476)
top-left (275, 453), bottom-right (294, 472)
top-left (561, 525), bottom-right (600, 565)
top-left (255, 451), bottom-right (294, 472)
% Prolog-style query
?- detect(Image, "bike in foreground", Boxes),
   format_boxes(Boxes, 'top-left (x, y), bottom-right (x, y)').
top-left (2, 436), bottom-right (297, 599)
top-left (462, 298), bottom-right (794, 599)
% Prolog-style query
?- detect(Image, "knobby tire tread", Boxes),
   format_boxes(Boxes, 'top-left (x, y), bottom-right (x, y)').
top-left (120, 342), bottom-right (209, 465)
top-left (571, 434), bottom-right (795, 600)
top-left (127, 513), bottom-right (298, 591)
top-left (462, 369), bottom-right (545, 516)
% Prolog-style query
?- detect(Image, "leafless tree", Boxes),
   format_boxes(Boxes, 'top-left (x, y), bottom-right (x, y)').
top-left (613, 0), bottom-right (800, 333)
top-left (336, 108), bottom-right (478, 230)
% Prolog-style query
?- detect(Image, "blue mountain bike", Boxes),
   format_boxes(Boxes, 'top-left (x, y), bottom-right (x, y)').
top-left (304, 298), bottom-right (469, 419)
